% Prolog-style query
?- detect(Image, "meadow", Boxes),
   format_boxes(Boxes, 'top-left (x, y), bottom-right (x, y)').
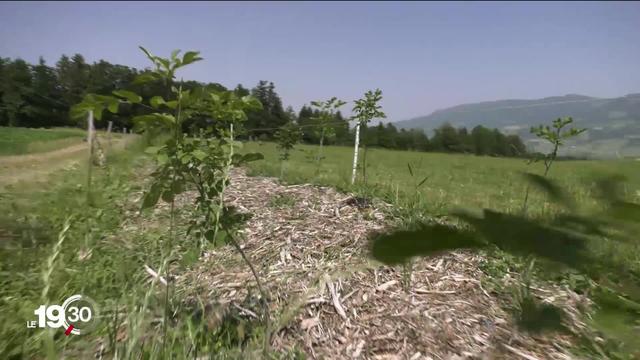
top-left (1, 133), bottom-right (639, 358)
top-left (0, 126), bottom-right (86, 156)
top-left (243, 141), bottom-right (640, 217)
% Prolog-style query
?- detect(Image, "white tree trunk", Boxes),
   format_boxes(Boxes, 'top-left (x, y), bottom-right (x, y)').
top-left (86, 110), bottom-right (94, 199)
top-left (87, 110), bottom-right (94, 158)
top-left (351, 123), bottom-right (361, 184)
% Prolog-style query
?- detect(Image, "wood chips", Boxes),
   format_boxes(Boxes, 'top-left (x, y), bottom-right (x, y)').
top-left (175, 168), bottom-right (589, 359)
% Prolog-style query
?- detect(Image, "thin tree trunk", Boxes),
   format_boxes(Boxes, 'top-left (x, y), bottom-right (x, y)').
top-left (86, 110), bottom-right (94, 203)
top-left (351, 123), bottom-right (361, 184)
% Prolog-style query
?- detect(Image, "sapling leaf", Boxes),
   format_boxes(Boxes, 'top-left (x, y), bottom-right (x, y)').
top-left (192, 149), bottom-right (207, 161)
top-left (182, 51), bottom-right (203, 66)
top-left (145, 146), bottom-right (161, 155)
top-left (150, 96), bottom-right (166, 109)
top-left (133, 72), bottom-right (158, 85)
top-left (161, 189), bottom-right (174, 203)
top-left (241, 153), bottom-right (264, 163)
top-left (93, 106), bottom-right (104, 121)
top-left (113, 90), bottom-right (142, 104)
top-left (139, 46), bottom-right (155, 62)
top-left (141, 183), bottom-right (162, 210)
top-left (106, 99), bottom-right (119, 113)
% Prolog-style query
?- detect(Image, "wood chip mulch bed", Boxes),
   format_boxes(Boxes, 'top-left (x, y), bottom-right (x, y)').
top-left (178, 168), bottom-right (590, 360)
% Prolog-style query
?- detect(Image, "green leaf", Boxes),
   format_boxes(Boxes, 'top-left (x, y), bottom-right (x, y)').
top-left (69, 103), bottom-right (93, 120)
top-left (156, 153), bottom-right (169, 165)
top-left (161, 189), bottom-right (174, 203)
top-left (141, 183), bottom-right (162, 210)
top-left (192, 149), bottom-right (207, 161)
top-left (214, 230), bottom-right (228, 246)
top-left (165, 100), bottom-right (178, 109)
top-left (93, 106), bottom-right (104, 121)
top-left (182, 51), bottom-right (203, 65)
top-left (171, 180), bottom-right (185, 195)
top-left (139, 46), bottom-right (155, 62)
top-left (113, 90), bottom-right (142, 104)
top-left (132, 113), bottom-right (175, 125)
top-left (133, 72), bottom-right (158, 85)
top-left (106, 99), bottom-right (119, 113)
top-left (144, 146), bottom-right (161, 155)
top-left (241, 152), bottom-right (264, 163)
top-left (150, 96), bottom-right (166, 109)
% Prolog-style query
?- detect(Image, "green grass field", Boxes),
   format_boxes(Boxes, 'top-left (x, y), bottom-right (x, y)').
top-left (0, 127), bottom-right (86, 156)
top-left (2, 138), bottom-right (639, 358)
top-left (243, 141), bottom-right (640, 217)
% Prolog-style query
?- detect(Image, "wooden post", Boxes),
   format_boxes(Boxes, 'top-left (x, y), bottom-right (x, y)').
top-left (351, 122), bottom-right (361, 184)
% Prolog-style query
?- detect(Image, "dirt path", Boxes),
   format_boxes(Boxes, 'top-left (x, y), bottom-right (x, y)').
top-left (0, 135), bottom-right (133, 189)
top-left (177, 169), bottom-right (584, 359)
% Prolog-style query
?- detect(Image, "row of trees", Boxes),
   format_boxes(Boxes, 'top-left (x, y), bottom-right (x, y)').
top-left (283, 117), bottom-right (527, 157)
top-left (0, 54), bottom-right (528, 157)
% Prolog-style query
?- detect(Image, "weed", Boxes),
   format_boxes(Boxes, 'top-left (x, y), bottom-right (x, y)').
top-left (269, 193), bottom-right (297, 209)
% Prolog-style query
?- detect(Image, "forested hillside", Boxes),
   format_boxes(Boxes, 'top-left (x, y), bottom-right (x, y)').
top-left (395, 94), bottom-right (640, 157)
top-left (0, 55), bottom-right (528, 157)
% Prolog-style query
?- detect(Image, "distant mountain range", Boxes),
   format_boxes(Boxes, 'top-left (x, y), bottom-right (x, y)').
top-left (395, 93), bottom-right (640, 158)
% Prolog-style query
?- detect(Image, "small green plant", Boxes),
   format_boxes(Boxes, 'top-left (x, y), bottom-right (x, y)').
top-left (351, 89), bottom-right (386, 184)
top-left (530, 117), bottom-right (586, 177)
top-left (275, 121), bottom-right (303, 178)
top-left (269, 193), bottom-right (297, 209)
top-left (522, 116), bottom-right (586, 214)
top-left (310, 97), bottom-right (346, 170)
top-left (71, 46), bottom-right (270, 356)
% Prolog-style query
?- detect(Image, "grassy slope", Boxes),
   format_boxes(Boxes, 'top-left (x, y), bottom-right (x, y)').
top-left (2, 138), bottom-right (638, 357)
top-left (0, 139), bottom-right (153, 357)
top-left (243, 142), bottom-right (640, 216)
top-left (0, 127), bottom-right (86, 156)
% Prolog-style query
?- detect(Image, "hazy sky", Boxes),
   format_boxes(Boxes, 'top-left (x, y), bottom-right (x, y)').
top-left (1, 1), bottom-right (639, 121)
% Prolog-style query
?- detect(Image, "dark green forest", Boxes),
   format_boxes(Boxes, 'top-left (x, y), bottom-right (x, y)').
top-left (0, 55), bottom-right (527, 157)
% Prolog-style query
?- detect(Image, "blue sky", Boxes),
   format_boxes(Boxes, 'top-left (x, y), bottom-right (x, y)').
top-left (1, 1), bottom-right (639, 121)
